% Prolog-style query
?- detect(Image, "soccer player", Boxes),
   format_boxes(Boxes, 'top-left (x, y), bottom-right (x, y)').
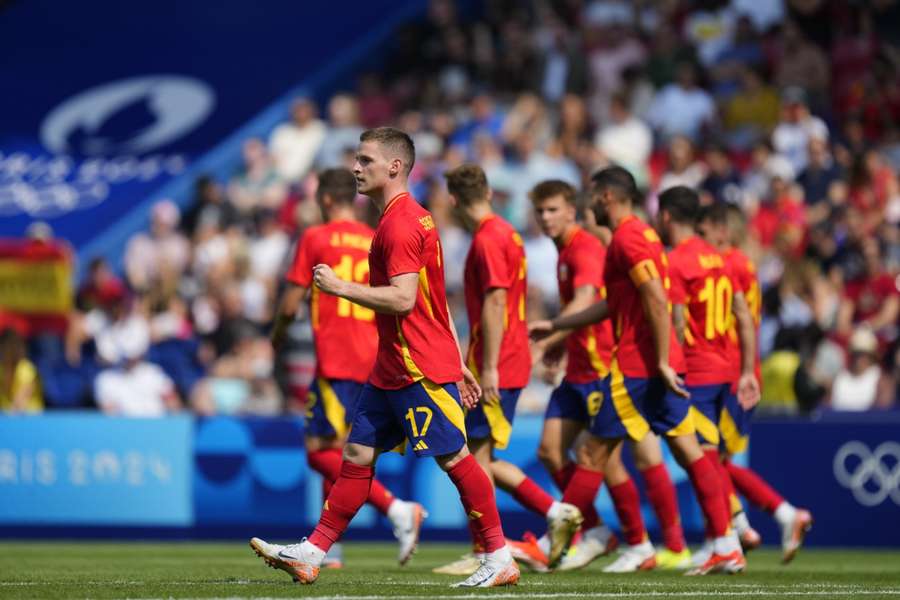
top-left (270, 167), bottom-right (426, 568)
top-left (251, 127), bottom-right (519, 588)
top-left (699, 203), bottom-right (813, 564)
top-left (531, 167), bottom-right (744, 576)
top-left (431, 165), bottom-right (582, 576)
top-left (519, 180), bottom-right (687, 572)
top-left (658, 187), bottom-right (759, 569)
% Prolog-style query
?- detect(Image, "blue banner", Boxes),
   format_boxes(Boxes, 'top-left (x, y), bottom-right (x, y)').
top-left (0, 0), bottom-right (427, 270)
top-left (748, 413), bottom-right (900, 547)
top-left (0, 414), bottom-right (192, 526)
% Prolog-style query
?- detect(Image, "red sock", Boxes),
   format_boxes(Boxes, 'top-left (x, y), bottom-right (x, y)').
top-left (725, 460), bottom-right (784, 514)
top-left (551, 463), bottom-right (576, 491)
top-left (322, 477), bottom-right (332, 500)
top-left (308, 461), bottom-right (372, 551)
top-left (708, 452), bottom-right (740, 516)
top-left (308, 447), bottom-right (395, 516)
top-left (561, 466), bottom-right (604, 531)
top-left (608, 479), bottom-right (646, 546)
top-left (467, 518), bottom-right (486, 553)
top-left (554, 464), bottom-right (600, 529)
top-left (686, 455), bottom-right (729, 538)
top-left (640, 464), bottom-right (686, 552)
top-left (704, 449), bottom-right (735, 527)
top-left (448, 455), bottom-right (505, 552)
top-left (512, 477), bottom-right (555, 516)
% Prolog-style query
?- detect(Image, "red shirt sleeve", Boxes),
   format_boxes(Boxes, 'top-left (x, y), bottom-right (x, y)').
top-left (569, 238), bottom-right (605, 290)
top-left (474, 236), bottom-right (514, 292)
top-left (726, 258), bottom-right (745, 295)
top-left (284, 230), bottom-right (317, 287)
top-left (621, 227), bottom-right (662, 288)
top-left (383, 218), bottom-right (425, 278)
top-left (667, 251), bottom-right (688, 305)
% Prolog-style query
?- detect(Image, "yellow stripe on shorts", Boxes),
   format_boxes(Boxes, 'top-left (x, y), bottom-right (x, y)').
top-left (481, 395), bottom-right (513, 450)
top-left (609, 358), bottom-right (650, 441)
top-left (421, 378), bottom-right (467, 440)
top-left (689, 405), bottom-right (719, 445)
top-left (317, 378), bottom-right (347, 438)
top-left (718, 407), bottom-right (749, 455)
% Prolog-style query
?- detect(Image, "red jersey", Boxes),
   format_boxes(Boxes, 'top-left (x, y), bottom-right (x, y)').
top-left (844, 273), bottom-right (899, 324)
top-left (668, 236), bottom-right (734, 385)
top-left (463, 215), bottom-right (531, 389)
top-left (723, 247), bottom-right (761, 382)
top-left (557, 227), bottom-right (614, 383)
top-left (368, 193), bottom-right (462, 389)
top-left (605, 215), bottom-right (686, 377)
top-left (285, 220), bottom-right (377, 382)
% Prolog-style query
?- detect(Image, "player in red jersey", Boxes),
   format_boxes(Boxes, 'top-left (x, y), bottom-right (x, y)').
top-left (658, 186), bottom-right (759, 571)
top-left (515, 180), bottom-right (687, 572)
top-left (270, 168), bottom-right (426, 568)
top-left (429, 165), bottom-right (582, 576)
top-left (699, 203), bottom-right (813, 564)
top-left (531, 167), bottom-right (742, 576)
top-left (252, 128), bottom-right (518, 588)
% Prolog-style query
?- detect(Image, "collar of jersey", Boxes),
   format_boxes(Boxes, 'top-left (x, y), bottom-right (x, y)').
top-left (383, 192), bottom-right (410, 216)
top-left (560, 225), bottom-right (581, 248)
top-left (476, 214), bottom-right (496, 231)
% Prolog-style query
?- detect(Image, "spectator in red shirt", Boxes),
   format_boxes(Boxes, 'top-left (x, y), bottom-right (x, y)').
top-left (837, 238), bottom-right (900, 347)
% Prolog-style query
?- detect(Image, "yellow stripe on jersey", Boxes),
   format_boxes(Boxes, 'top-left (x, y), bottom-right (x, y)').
top-left (396, 317), bottom-right (426, 382)
top-left (318, 377), bottom-right (347, 438)
top-left (418, 267), bottom-right (435, 319)
top-left (609, 358), bottom-right (650, 441)
top-left (420, 378), bottom-right (467, 439)
top-left (585, 328), bottom-right (610, 378)
top-left (690, 406), bottom-right (720, 445)
top-left (719, 407), bottom-right (749, 455)
top-left (629, 259), bottom-right (660, 287)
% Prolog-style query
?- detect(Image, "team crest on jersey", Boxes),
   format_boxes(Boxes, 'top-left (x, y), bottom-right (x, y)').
top-left (419, 215), bottom-right (435, 231)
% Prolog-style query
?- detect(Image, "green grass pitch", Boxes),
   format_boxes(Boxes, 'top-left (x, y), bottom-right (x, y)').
top-left (2, 542), bottom-right (899, 599)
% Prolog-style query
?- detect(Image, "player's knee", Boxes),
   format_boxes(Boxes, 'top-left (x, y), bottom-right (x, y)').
top-left (575, 435), bottom-right (609, 472)
top-left (434, 444), bottom-right (469, 471)
top-left (342, 442), bottom-right (375, 466)
top-left (537, 440), bottom-right (563, 471)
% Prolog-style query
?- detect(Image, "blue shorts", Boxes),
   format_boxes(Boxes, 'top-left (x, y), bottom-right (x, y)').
top-left (305, 378), bottom-right (363, 438)
top-left (346, 379), bottom-right (467, 457)
top-left (466, 388), bottom-right (521, 450)
top-left (544, 380), bottom-right (604, 424)
top-left (719, 389), bottom-right (754, 455)
top-left (590, 360), bottom-right (694, 442)
top-left (687, 383), bottom-right (732, 446)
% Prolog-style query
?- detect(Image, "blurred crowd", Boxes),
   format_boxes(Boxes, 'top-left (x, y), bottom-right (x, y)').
top-left (4, 0), bottom-right (900, 418)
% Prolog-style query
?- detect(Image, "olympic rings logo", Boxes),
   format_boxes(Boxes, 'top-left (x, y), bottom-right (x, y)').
top-left (833, 441), bottom-right (900, 507)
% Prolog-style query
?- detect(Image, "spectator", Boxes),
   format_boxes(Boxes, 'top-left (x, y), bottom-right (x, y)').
top-left (798, 137), bottom-right (844, 208)
top-left (772, 87), bottom-right (829, 174)
top-left (647, 61), bottom-right (715, 143)
top-left (773, 22), bottom-right (831, 111)
top-left (836, 238), bottom-right (900, 346)
top-left (124, 199), bottom-right (190, 294)
top-left (268, 98), bottom-right (327, 182)
top-left (533, 19), bottom-right (589, 104)
top-left (0, 328), bottom-right (43, 413)
top-left (830, 328), bottom-right (883, 411)
top-left (700, 144), bottom-right (743, 205)
top-left (182, 175), bottom-right (238, 238)
top-left (722, 67), bottom-right (780, 151)
top-left (316, 94), bottom-right (365, 169)
top-left (595, 91), bottom-right (652, 189)
top-left (76, 257), bottom-right (126, 313)
top-left (94, 316), bottom-right (181, 417)
top-left (658, 135), bottom-right (707, 193)
top-left (229, 138), bottom-right (287, 215)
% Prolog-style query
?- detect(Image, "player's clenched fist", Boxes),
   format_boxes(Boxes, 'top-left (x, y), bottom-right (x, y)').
top-left (313, 264), bottom-right (343, 295)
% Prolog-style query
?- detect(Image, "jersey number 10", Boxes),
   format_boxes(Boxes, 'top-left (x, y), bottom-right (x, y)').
top-left (697, 275), bottom-right (733, 339)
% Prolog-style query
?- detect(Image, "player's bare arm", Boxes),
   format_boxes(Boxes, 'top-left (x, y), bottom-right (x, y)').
top-left (732, 291), bottom-right (760, 409)
top-left (529, 285), bottom-right (602, 351)
top-left (672, 303), bottom-right (687, 346)
top-left (271, 283), bottom-right (307, 350)
top-left (479, 287), bottom-right (507, 403)
top-left (637, 278), bottom-right (689, 398)
top-left (529, 297), bottom-right (610, 342)
top-left (314, 265), bottom-right (417, 315)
